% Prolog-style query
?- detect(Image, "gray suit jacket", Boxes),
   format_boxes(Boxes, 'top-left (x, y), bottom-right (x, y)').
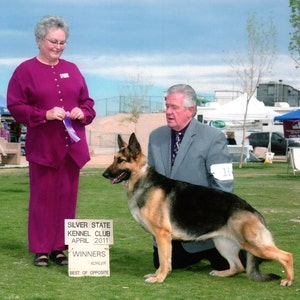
top-left (148, 118), bottom-right (234, 252)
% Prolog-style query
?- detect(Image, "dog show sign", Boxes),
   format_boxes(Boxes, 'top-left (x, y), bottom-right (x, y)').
top-left (65, 219), bottom-right (113, 277)
top-left (283, 120), bottom-right (300, 138)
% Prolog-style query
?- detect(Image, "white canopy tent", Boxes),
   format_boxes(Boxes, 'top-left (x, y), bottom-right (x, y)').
top-left (203, 93), bottom-right (279, 122)
top-left (202, 93), bottom-right (280, 162)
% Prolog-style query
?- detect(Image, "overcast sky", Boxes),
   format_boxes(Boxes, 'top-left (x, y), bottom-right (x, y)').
top-left (0, 0), bottom-right (297, 114)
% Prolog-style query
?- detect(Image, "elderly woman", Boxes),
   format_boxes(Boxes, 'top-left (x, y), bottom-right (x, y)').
top-left (7, 16), bottom-right (96, 267)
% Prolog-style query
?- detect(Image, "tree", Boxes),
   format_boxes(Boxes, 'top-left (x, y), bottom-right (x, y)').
top-left (227, 12), bottom-right (277, 167)
top-left (120, 70), bottom-right (153, 130)
top-left (289, 0), bottom-right (300, 66)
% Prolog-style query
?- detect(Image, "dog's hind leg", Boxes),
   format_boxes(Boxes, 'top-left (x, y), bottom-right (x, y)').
top-left (144, 230), bottom-right (172, 283)
top-left (241, 219), bottom-right (294, 286)
top-left (210, 236), bottom-right (245, 277)
top-left (246, 253), bottom-right (281, 282)
top-left (245, 245), bottom-right (294, 286)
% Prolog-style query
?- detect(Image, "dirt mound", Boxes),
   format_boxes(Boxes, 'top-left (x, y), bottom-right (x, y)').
top-left (85, 113), bottom-right (166, 167)
top-left (87, 113), bottom-right (166, 154)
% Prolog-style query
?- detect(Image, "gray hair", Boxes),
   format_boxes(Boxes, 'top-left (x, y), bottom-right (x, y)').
top-left (35, 15), bottom-right (69, 40)
top-left (166, 84), bottom-right (197, 109)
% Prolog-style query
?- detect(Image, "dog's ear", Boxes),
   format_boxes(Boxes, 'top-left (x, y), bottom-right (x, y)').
top-left (117, 134), bottom-right (127, 149)
top-left (128, 133), bottom-right (141, 156)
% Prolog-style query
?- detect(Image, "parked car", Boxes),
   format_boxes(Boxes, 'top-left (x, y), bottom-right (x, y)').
top-left (245, 132), bottom-right (300, 155)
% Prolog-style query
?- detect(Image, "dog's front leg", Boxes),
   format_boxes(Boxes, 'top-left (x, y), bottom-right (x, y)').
top-left (144, 230), bottom-right (172, 283)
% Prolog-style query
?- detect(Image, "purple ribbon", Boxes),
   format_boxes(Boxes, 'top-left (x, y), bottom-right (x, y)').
top-left (63, 112), bottom-right (81, 143)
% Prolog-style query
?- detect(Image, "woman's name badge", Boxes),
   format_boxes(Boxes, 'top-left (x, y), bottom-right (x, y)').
top-left (60, 73), bottom-right (69, 78)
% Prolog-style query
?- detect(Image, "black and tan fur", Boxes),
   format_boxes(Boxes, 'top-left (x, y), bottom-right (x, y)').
top-left (102, 133), bottom-right (294, 286)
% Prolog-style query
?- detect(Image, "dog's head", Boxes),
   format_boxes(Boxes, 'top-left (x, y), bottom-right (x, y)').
top-left (102, 133), bottom-right (145, 184)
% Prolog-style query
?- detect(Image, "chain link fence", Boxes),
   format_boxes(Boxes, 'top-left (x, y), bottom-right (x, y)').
top-left (87, 95), bottom-right (164, 154)
top-left (95, 95), bottom-right (164, 117)
top-left (87, 130), bottom-right (132, 155)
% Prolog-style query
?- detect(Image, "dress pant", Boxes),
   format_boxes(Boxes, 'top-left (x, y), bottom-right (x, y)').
top-left (28, 154), bottom-right (80, 253)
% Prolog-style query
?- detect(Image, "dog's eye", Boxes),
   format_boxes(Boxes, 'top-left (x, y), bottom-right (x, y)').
top-left (117, 157), bottom-right (124, 164)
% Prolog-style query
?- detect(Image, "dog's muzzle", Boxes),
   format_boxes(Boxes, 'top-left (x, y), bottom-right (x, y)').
top-left (102, 169), bottom-right (131, 184)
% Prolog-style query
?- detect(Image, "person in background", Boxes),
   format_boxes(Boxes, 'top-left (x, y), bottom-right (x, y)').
top-left (7, 15), bottom-right (96, 267)
top-left (148, 83), bottom-right (241, 270)
top-left (226, 131), bottom-right (237, 145)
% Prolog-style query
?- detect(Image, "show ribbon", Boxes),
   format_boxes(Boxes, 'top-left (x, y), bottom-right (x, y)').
top-left (63, 111), bottom-right (81, 143)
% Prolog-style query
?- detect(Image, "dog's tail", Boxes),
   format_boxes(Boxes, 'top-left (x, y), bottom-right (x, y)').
top-left (246, 253), bottom-right (281, 282)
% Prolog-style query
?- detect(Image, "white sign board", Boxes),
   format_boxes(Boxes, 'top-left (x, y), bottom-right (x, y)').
top-left (289, 147), bottom-right (300, 175)
top-left (68, 244), bottom-right (110, 277)
top-left (65, 219), bottom-right (113, 277)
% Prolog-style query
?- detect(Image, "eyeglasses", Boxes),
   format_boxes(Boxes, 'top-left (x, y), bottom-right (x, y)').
top-left (45, 38), bottom-right (67, 46)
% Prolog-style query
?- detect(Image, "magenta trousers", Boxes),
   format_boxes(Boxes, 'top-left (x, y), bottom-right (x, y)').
top-left (28, 154), bottom-right (80, 253)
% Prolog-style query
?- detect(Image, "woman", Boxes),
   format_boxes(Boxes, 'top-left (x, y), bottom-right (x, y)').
top-left (7, 16), bottom-right (96, 267)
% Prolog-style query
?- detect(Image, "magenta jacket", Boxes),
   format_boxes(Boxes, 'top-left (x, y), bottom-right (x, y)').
top-left (7, 58), bottom-right (96, 169)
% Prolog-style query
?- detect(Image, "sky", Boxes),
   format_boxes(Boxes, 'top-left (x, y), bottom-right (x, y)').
top-left (0, 0), bottom-right (297, 115)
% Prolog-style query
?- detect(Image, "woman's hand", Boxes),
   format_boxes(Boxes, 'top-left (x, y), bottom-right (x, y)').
top-left (69, 107), bottom-right (84, 120)
top-left (46, 107), bottom-right (66, 121)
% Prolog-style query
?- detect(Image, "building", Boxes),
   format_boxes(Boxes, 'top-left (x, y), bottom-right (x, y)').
top-left (257, 81), bottom-right (300, 107)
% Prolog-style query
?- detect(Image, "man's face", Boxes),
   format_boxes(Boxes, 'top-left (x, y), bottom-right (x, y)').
top-left (165, 92), bottom-right (194, 131)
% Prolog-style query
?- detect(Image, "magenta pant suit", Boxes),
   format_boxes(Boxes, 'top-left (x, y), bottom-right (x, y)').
top-left (7, 57), bottom-right (96, 253)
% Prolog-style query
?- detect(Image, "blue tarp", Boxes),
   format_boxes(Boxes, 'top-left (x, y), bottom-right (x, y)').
top-left (274, 109), bottom-right (300, 121)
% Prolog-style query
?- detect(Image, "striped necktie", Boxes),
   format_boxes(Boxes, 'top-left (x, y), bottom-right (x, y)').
top-left (171, 132), bottom-right (181, 166)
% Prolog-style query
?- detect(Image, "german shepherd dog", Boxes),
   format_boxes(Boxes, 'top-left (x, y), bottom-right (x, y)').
top-left (102, 133), bottom-right (294, 286)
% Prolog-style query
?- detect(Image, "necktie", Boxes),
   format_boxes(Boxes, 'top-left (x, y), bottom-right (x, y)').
top-left (171, 132), bottom-right (181, 166)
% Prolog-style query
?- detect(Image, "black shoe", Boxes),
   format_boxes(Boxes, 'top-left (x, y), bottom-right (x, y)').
top-left (34, 253), bottom-right (49, 267)
top-left (49, 250), bottom-right (68, 266)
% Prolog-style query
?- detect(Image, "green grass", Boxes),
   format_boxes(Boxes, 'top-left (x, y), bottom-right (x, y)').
top-left (0, 163), bottom-right (299, 299)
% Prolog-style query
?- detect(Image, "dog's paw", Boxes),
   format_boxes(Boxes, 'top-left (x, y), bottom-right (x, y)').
top-left (144, 273), bottom-right (156, 280)
top-left (144, 276), bottom-right (165, 283)
top-left (280, 279), bottom-right (293, 287)
top-left (144, 273), bottom-right (166, 283)
top-left (209, 269), bottom-right (238, 277)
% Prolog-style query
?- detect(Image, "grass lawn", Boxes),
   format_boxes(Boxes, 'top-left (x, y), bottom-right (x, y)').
top-left (0, 162), bottom-right (299, 299)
